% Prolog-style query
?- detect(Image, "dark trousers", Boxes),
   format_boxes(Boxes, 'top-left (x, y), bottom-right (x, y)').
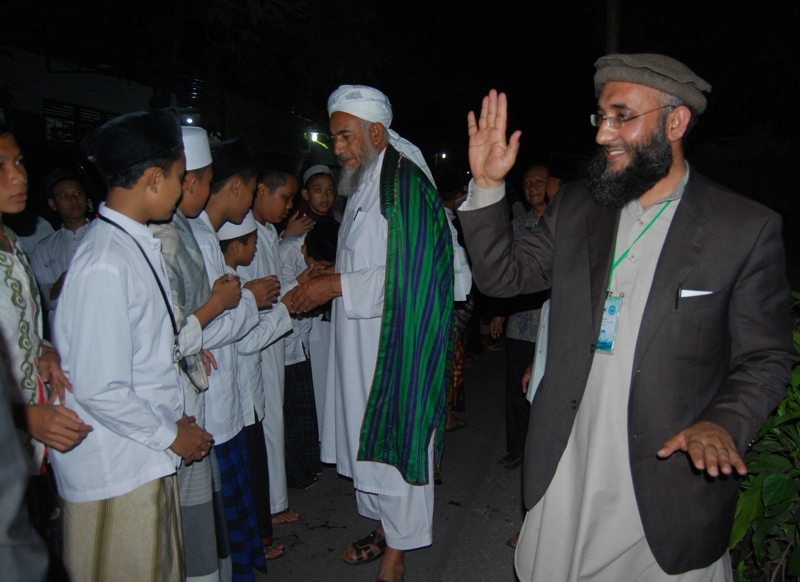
top-left (244, 418), bottom-right (273, 545)
top-left (505, 338), bottom-right (535, 454)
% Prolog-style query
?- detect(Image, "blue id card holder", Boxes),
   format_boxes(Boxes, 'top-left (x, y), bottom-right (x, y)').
top-left (597, 296), bottom-right (622, 354)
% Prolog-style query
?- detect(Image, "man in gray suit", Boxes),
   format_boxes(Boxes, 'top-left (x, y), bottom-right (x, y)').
top-left (458, 54), bottom-right (796, 580)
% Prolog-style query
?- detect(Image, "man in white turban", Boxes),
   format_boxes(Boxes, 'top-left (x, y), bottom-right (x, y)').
top-left (291, 85), bottom-right (454, 582)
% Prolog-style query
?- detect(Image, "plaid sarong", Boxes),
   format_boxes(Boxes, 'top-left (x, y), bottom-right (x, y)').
top-left (357, 145), bottom-right (454, 485)
top-left (283, 359), bottom-right (320, 489)
top-left (214, 430), bottom-right (266, 581)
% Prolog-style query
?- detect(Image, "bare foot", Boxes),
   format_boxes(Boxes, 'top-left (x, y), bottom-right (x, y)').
top-left (264, 543), bottom-right (287, 560)
top-left (272, 508), bottom-right (302, 525)
top-left (375, 547), bottom-right (405, 582)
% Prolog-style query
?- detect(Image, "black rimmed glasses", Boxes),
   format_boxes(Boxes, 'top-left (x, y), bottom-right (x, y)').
top-left (590, 105), bottom-right (673, 130)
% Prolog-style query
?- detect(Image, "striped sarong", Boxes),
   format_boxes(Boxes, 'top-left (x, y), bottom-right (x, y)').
top-left (62, 475), bottom-right (184, 582)
top-left (214, 430), bottom-right (266, 581)
top-left (357, 145), bottom-right (454, 485)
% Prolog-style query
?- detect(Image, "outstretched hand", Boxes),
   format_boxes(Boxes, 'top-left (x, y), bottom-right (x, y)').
top-left (657, 420), bottom-right (747, 477)
top-left (467, 90), bottom-right (521, 189)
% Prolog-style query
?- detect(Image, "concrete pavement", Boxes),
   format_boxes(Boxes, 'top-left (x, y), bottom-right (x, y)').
top-left (257, 347), bottom-right (524, 581)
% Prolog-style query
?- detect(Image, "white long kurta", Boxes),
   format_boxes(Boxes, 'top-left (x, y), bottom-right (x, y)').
top-left (321, 150), bottom-right (414, 496)
top-left (515, 172), bottom-right (731, 581)
top-left (239, 220), bottom-right (289, 513)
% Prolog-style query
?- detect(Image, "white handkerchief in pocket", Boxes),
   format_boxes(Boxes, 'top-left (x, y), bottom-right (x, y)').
top-left (680, 289), bottom-right (713, 298)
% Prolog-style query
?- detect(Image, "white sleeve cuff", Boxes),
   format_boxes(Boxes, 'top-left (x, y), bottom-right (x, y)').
top-left (459, 178), bottom-right (506, 211)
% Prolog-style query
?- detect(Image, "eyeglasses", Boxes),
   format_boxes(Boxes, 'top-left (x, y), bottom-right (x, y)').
top-left (590, 105), bottom-right (673, 130)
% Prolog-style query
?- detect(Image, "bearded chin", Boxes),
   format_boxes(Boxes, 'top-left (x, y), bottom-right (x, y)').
top-left (336, 141), bottom-right (380, 198)
top-left (587, 126), bottom-right (673, 208)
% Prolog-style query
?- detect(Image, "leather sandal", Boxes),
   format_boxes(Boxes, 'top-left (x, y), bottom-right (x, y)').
top-left (341, 529), bottom-right (387, 565)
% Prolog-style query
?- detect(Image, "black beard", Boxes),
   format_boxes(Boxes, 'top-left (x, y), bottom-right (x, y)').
top-left (587, 125), bottom-right (673, 208)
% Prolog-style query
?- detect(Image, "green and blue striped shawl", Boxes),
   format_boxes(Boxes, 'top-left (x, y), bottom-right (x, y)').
top-left (356, 145), bottom-right (454, 486)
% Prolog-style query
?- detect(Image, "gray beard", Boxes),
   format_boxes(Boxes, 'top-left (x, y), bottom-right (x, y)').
top-left (337, 141), bottom-right (380, 198)
top-left (587, 123), bottom-right (673, 209)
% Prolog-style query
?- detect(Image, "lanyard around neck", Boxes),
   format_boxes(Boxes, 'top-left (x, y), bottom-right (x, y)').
top-left (98, 214), bottom-right (182, 362)
top-left (608, 199), bottom-right (673, 292)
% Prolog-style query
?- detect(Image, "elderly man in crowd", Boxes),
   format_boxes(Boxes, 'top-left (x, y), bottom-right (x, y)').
top-left (291, 85), bottom-right (453, 582)
top-left (458, 54), bottom-right (795, 580)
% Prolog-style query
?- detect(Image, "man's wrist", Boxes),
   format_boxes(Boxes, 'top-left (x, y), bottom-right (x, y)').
top-left (474, 177), bottom-right (505, 190)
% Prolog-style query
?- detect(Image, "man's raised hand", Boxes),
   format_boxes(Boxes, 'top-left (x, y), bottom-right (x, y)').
top-left (467, 90), bottom-right (521, 189)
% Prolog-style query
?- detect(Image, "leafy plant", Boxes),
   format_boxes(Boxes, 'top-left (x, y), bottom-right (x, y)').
top-left (730, 291), bottom-right (800, 581)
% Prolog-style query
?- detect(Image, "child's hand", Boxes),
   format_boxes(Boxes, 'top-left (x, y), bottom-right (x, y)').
top-left (308, 263), bottom-right (335, 277)
top-left (244, 276), bottom-right (281, 309)
top-left (170, 415), bottom-right (213, 465)
top-left (282, 212), bottom-right (314, 238)
top-left (211, 274), bottom-right (242, 310)
top-left (296, 265), bottom-right (318, 285)
top-left (280, 286), bottom-right (298, 309)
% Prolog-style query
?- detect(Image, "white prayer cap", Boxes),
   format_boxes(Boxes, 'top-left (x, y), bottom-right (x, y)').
top-left (218, 210), bottom-right (257, 241)
top-left (181, 126), bottom-right (212, 171)
top-left (327, 85), bottom-right (435, 185)
top-left (302, 164), bottom-right (332, 186)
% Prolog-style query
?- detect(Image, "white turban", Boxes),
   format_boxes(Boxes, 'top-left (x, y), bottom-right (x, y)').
top-left (327, 85), bottom-right (435, 185)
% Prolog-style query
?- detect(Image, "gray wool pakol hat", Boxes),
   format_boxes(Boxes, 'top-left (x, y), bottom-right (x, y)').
top-left (594, 53), bottom-right (712, 114)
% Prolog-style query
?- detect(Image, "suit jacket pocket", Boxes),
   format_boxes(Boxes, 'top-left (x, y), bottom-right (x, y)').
top-left (675, 289), bottom-right (728, 312)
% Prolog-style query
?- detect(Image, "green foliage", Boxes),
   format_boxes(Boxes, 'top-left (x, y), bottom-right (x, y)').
top-left (730, 291), bottom-right (800, 581)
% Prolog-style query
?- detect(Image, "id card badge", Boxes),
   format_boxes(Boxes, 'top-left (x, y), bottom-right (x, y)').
top-left (597, 295), bottom-right (622, 354)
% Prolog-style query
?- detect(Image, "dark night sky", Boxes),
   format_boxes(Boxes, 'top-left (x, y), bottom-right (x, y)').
top-left (353, 1), bottom-right (798, 189)
top-left (3, 0), bottom-right (798, 231)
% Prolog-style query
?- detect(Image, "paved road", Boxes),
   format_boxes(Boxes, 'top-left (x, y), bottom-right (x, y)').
top-left (257, 347), bottom-right (524, 581)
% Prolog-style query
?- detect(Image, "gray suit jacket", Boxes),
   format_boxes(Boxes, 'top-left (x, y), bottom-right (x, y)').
top-left (458, 170), bottom-right (795, 574)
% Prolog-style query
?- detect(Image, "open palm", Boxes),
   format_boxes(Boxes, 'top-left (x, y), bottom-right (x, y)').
top-left (467, 90), bottom-right (521, 188)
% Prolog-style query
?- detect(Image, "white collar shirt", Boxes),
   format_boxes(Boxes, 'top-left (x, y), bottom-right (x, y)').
top-left (50, 204), bottom-right (183, 502)
top-left (188, 211), bottom-right (258, 443)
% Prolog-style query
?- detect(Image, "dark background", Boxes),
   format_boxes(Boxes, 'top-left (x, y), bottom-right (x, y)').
top-left (2, 0), bottom-right (798, 281)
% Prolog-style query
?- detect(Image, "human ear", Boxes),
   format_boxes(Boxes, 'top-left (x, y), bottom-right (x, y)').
top-left (667, 106), bottom-right (691, 142)
top-left (47, 199), bottom-right (57, 212)
top-left (183, 172), bottom-right (198, 194)
top-left (370, 123), bottom-right (385, 147)
top-left (301, 188), bottom-right (310, 201)
top-left (231, 177), bottom-right (242, 198)
top-left (146, 166), bottom-right (162, 193)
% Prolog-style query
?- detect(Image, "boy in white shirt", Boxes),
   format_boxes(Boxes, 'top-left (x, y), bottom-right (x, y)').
top-left (51, 109), bottom-right (212, 581)
top-left (219, 211), bottom-right (294, 560)
top-left (188, 139), bottom-right (279, 580)
top-left (279, 217), bottom-right (339, 489)
top-left (240, 168), bottom-right (303, 526)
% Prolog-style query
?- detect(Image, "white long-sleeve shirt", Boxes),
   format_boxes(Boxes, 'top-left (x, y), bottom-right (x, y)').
top-left (188, 211), bottom-right (259, 444)
top-left (51, 205), bottom-right (183, 502)
top-left (30, 222), bottom-right (90, 330)
top-left (278, 235), bottom-right (314, 365)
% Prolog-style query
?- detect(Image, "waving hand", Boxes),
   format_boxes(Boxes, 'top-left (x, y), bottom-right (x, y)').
top-left (467, 90), bottom-right (521, 189)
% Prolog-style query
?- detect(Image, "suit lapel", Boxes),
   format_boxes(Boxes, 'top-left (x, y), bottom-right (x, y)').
top-left (635, 175), bottom-right (714, 358)
top-left (586, 204), bottom-right (621, 338)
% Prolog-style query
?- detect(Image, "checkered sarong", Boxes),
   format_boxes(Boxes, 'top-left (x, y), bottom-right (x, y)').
top-left (214, 430), bottom-right (266, 580)
top-left (283, 359), bottom-right (320, 489)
